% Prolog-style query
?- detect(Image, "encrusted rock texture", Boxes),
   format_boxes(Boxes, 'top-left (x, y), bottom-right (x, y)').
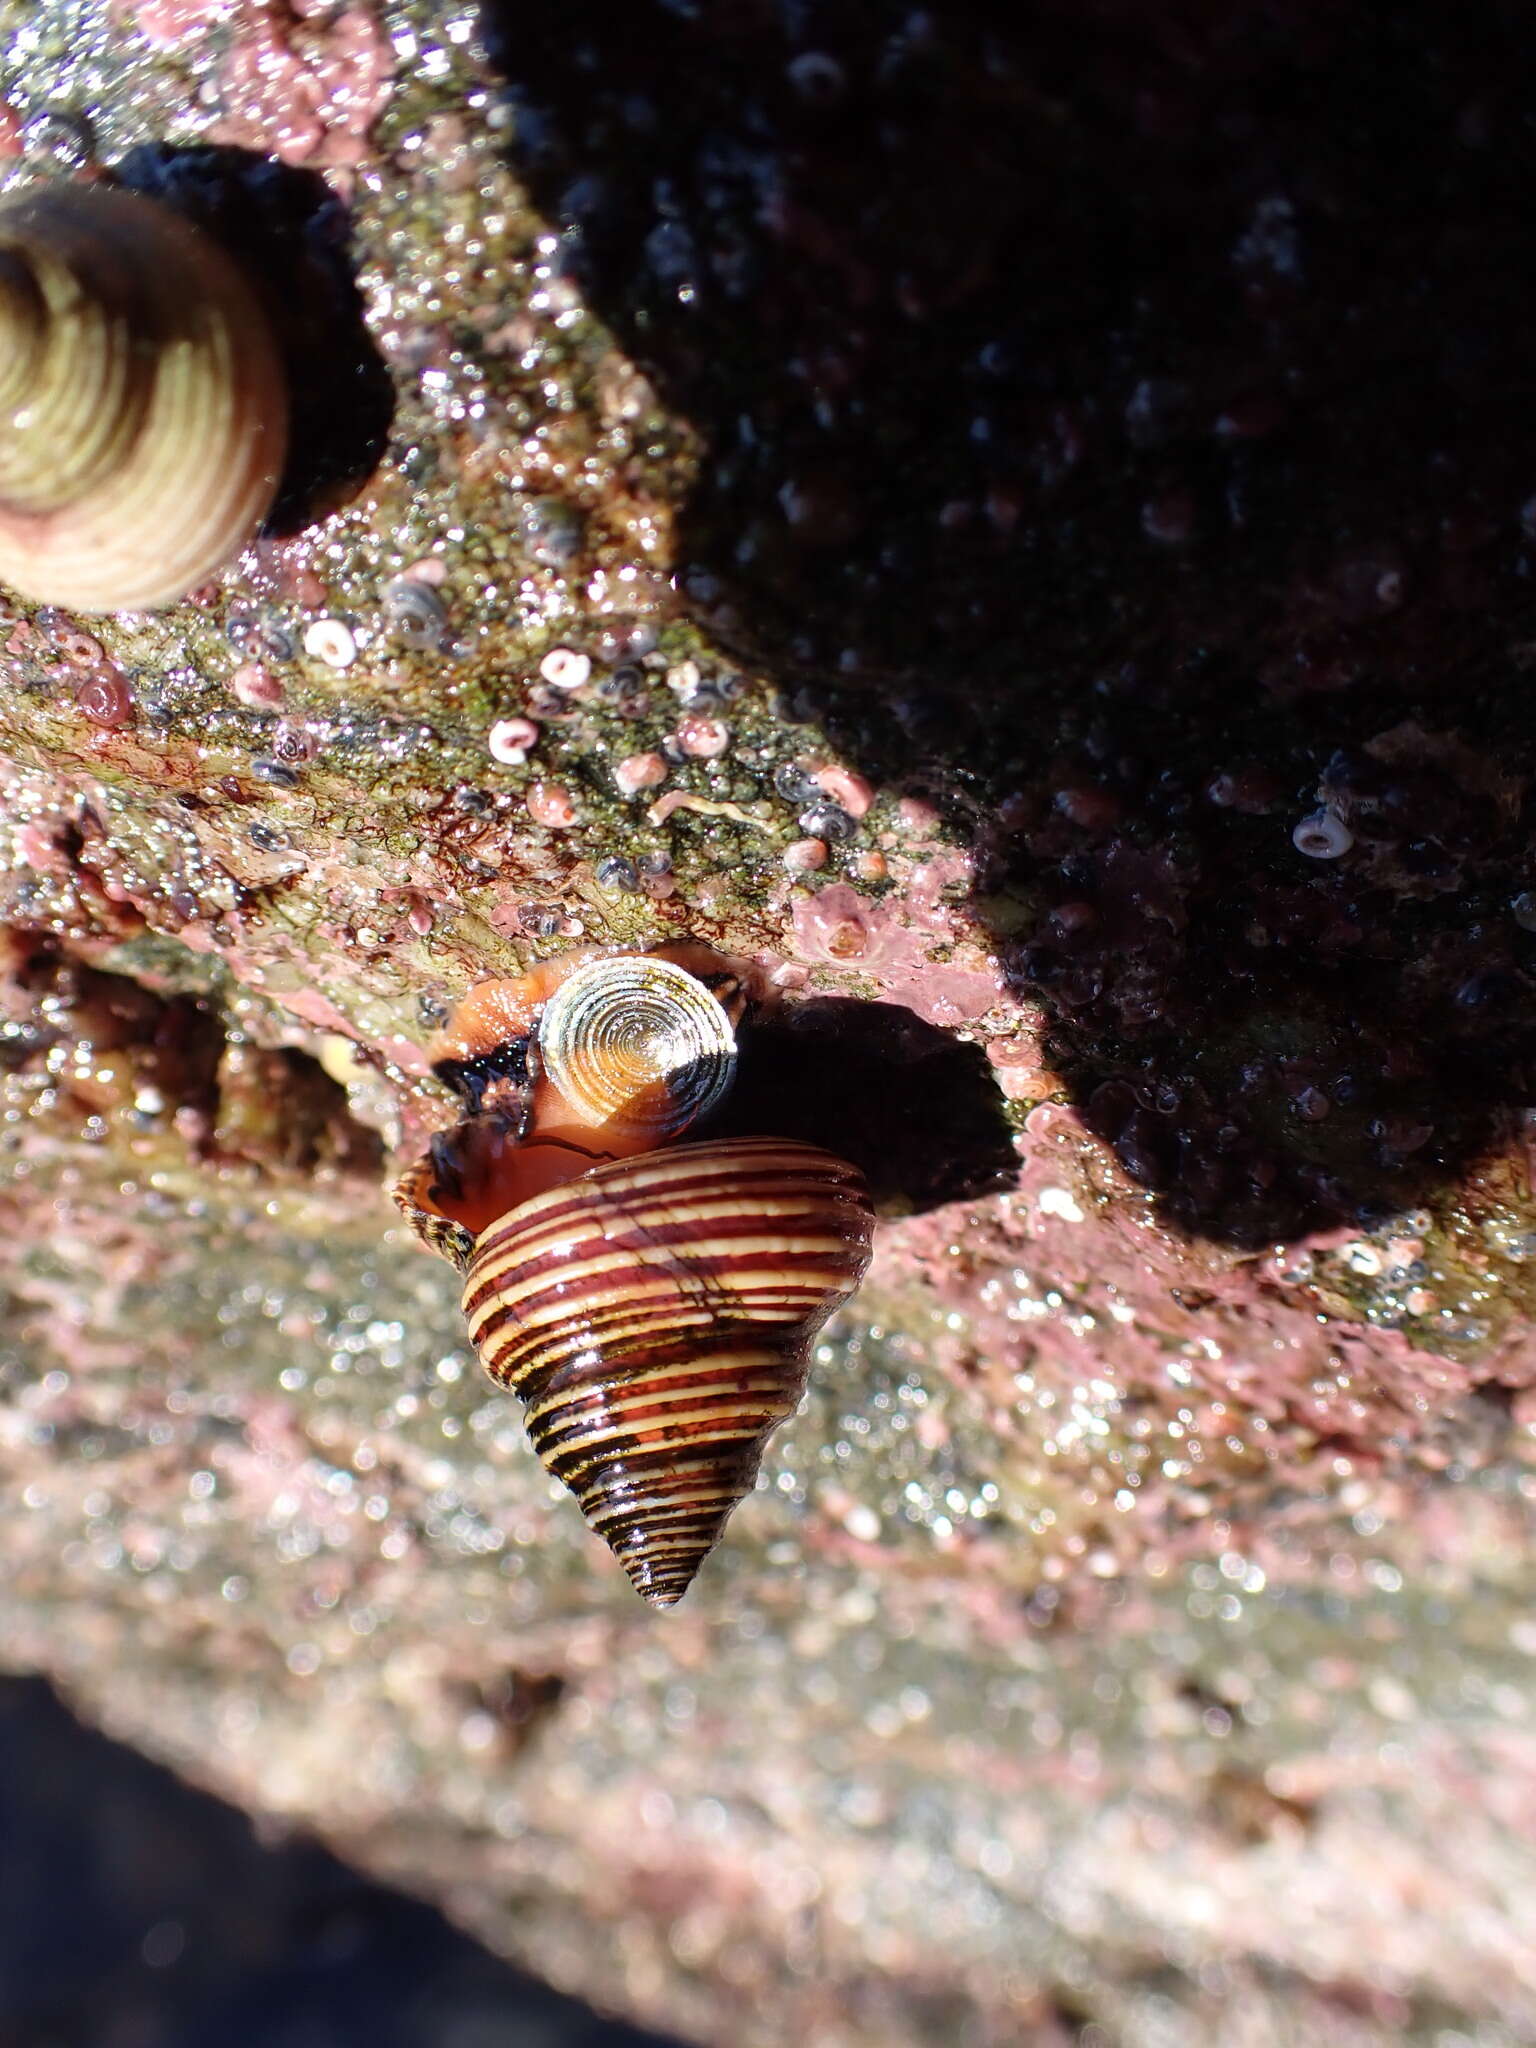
top-left (2, 4), bottom-right (1535, 2044)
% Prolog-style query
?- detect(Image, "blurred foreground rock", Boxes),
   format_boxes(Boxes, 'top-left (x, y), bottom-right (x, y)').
top-left (1, 5), bottom-right (1534, 2044)
top-left (0, 1674), bottom-right (684, 2047)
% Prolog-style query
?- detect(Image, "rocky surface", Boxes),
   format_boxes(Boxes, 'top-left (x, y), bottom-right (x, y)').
top-left (0, 1673), bottom-right (684, 2047)
top-left (1, 4), bottom-right (1535, 2044)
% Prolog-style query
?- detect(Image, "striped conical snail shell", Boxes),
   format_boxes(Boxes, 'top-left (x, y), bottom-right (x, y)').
top-left (464, 1137), bottom-right (873, 1606)
top-left (393, 948), bottom-right (875, 1604)
top-left (0, 182), bottom-right (287, 612)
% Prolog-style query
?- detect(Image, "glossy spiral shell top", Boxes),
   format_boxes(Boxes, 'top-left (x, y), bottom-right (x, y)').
top-left (0, 182), bottom-right (287, 612)
top-left (534, 951), bottom-right (737, 1142)
top-left (394, 948), bottom-right (875, 1605)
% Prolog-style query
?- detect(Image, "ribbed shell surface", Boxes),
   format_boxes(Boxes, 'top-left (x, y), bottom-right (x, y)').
top-left (463, 1136), bottom-right (874, 1606)
top-left (534, 952), bottom-right (737, 1139)
top-left (0, 184), bottom-right (286, 611)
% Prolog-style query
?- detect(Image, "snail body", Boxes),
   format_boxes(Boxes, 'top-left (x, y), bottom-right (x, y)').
top-left (395, 947), bottom-right (875, 1605)
top-left (0, 182), bottom-right (286, 612)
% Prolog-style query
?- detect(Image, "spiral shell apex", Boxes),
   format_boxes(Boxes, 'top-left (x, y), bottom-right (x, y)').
top-left (536, 952), bottom-right (737, 1141)
top-left (0, 183), bottom-right (287, 612)
top-left (464, 1137), bottom-right (874, 1605)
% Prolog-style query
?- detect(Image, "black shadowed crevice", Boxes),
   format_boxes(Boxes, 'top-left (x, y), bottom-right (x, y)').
top-left (0, 1674), bottom-right (687, 2047)
top-left (112, 143), bottom-right (394, 534)
top-left (701, 998), bottom-right (1017, 1215)
top-left (481, 0), bottom-right (1536, 1248)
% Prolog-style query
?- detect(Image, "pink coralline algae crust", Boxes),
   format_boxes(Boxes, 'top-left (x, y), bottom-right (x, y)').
top-left (125, 0), bottom-right (208, 43)
top-left (134, 0), bottom-right (393, 167)
top-left (790, 860), bottom-right (1003, 1026)
top-left (870, 1093), bottom-right (1536, 1583)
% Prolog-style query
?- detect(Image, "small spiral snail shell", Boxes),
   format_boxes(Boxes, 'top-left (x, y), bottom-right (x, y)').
top-left (395, 947), bottom-right (875, 1605)
top-left (0, 183), bottom-right (287, 612)
top-left (535, 952), bottom-right (737, 1142)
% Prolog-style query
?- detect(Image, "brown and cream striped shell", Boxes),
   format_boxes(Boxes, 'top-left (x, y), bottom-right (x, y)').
top-left (393, 947), bottom-right (875, 1604)
top-left (0, 182), bottom-right (287, 612)
top-left (463, 1137), bottom-right (873, 1606)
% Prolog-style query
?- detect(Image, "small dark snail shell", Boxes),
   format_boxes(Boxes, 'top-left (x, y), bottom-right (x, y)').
top-left (394, 947), bottom-right (875, 1605)
top-left (0, 183), bottom-right (287, 612)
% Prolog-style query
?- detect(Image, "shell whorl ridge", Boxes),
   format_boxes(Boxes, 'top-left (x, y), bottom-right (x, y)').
top-left (0, 183), bottom-right (287, 611)
top-left (534, 952), bottom-right (737, 1140)
top-left (463, 1137), bottom-right (875, 1606)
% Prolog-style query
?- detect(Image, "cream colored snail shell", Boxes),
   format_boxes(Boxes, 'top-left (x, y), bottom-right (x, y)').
top-left (0, 182), bottom-right (287, 612)
top-left (394, 948), bottom-right (876, 1606)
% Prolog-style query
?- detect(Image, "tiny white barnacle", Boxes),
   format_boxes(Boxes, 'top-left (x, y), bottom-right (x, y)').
top-left (538, 646), bottom-right (591, 690)
top-left (1292, 808), bottom-right (1353, 859)
top-left (303, 618), bottom-right (358, 670)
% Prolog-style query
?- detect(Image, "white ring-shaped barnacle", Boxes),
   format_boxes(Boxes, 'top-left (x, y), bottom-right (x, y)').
top-left (1292, 807), bottom-right (1354, 859)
